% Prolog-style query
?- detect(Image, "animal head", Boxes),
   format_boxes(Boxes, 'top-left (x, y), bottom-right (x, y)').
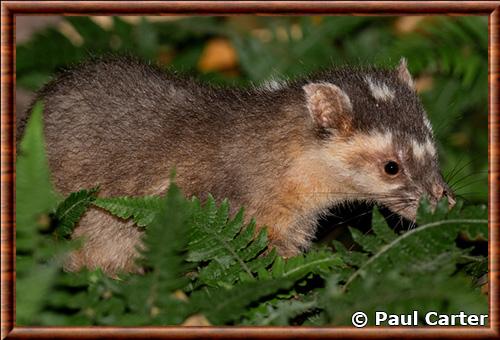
top-left (301, 58), bottom-right (455, 220)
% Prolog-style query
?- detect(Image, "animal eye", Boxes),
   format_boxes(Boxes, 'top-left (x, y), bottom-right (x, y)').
top-left (384, 161), bottom-right (399, 175)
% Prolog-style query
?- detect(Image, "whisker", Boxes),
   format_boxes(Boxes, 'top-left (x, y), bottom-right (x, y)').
top-left (445, 154), bottom-right (486, 185)
top-left (452, 178), bottom-right (488, 193)
top-left (449, 171), bottom-right (488, 189)
top-left (299, 191), bottom-right (403, 197)
top-left (408, 220), bottom-right (417, 231)
top-left (445, 157), bottom-right (473, 184)
top-left (453, 192), bottom-right (487, 201)
top-left (299, 191), bottom-right (418, 203)
top-left (444, 156), bottom-right (469, 183)
top-left (327, 207), bottom-right (374, 225)
top-left (396, 216), bottom-right (403, 230)
top-left (455, 191), bottom-right (487, 196)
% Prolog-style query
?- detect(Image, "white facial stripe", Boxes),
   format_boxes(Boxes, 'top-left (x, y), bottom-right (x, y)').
top-left (318, 130), bottom-right (395, 173)
top-left (362, 130), bottom-right (393, 150)
top-left (412, 139), bottom-right (436, 161)
top-left (412, 140), bottom-right (426, 161)
top-left (341, 130), bottom-right (393, 154)
top-left (425, 139), bottom-right (437, 157)
top-left (365, 76), bottom-right (395, 101)
top-left (423, 115), bottom-right (433, 134)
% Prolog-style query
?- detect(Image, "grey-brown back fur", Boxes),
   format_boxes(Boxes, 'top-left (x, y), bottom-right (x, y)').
top-left (34, 57), bottom-right (310, 199)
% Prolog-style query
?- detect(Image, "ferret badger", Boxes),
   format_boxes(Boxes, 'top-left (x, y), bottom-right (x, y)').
top-left (19, 57), bottom-right (455, 274)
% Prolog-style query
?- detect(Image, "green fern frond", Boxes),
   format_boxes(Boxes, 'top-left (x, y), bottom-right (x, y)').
top-left (139, 183), bottom-right (191, 279)
top-left (54, 188), bottom-right (99, 238)
top-left (119, 183), bottom-right (193, 325)
top-left (187, 196), bottom-right (272, 288)
top-left (196, 236), bottom-right (276, 288)
top-left (93, 196), bottom-right (163, 227)
top-left (336, 198), bottom-right (487, 290)
top-left (241, 296), bottom-right (318, 326)
top-left (16, 102), bottom-right (59, 247)
top-left (236, 249), bottom-right (344, 326)
top-left (320, 199), bottom-right (488, 326)
top-left (190, 279), bottom-right (295, 325)
top-left (270, 249), bottom-right (343, 280)
top-left (322, 271), bottom-right (488, 326)
top-left (15, 103), bottom-right (63, 325)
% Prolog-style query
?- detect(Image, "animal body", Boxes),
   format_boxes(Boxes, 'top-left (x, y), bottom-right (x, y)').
top-left (19, 57), bottom-right (455, 274)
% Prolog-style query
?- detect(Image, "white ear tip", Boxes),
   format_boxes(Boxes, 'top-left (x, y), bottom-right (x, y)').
top-left (397, 57), bottom-right (414, 88)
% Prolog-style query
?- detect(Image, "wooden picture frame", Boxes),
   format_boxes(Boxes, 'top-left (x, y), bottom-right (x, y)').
top-left (1, 1), bottom-right (499, 338)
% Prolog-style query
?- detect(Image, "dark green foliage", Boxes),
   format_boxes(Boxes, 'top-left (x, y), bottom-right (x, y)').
top-left (320, 199), bottom-right (487, 326)
top-left (191, 279), bottom-right (296, 325)
top-left (105, 184), bottom-right (194, 325)
top-left (241, 296), bottom-right (319, 326)
top-left (16, 102), bottom-right (59, 252)
top-left (341, 201), bottom-right (487, 286)
top-left (16, 102), bottom-right (59, 325)
top-left (323, 271), bottom-right (487, 326)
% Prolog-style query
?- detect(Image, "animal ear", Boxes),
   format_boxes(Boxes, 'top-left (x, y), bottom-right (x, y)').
top-left (303, 82), bottom-right (353, 134)
top-left (396, 57), bottom-right (415, 89)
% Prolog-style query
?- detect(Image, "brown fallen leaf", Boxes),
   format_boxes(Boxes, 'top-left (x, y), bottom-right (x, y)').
top-left (182, 314), bottom-right (212, 326)
top-left (150, 306), bottom-right (161, 317)
top-left (198, 38), bottom-right (238, 73)
top-left (476, 274), bottom-right (489, 296)
top-left (36, 213), bottom-right (51, 230)
top-left (481, 283), bottom-right (489, 296)
top-left (311, 16), bottom-right (323, 26)
top-left (173, 289), bottom-right (189, 302)
top-left (58, 21), bottom-right (84, 46)
top-left (394, 16), bottom-right (426, 34)
top-left (414, 74), bottom-right (434, 93)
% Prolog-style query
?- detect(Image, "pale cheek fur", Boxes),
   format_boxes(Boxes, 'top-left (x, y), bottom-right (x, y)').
top-left (326, 132), bottom-right (402, 194)
top-left (291, 131), bottom-right (404, 202)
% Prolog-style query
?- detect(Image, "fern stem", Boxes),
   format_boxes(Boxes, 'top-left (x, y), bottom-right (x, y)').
top-left (342, 218), bottom-right (487, 291)
top-left (283, 258), bottom-right (338, 278)
top-left (460, 254), bottom-right (486, 262)
top-left (219, 236), bottom-right (255, 279)
top-left (57, 198), bottom-right (92, 221)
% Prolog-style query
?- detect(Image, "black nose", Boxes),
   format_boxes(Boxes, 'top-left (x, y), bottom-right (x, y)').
top-left (443, 188), bottom-right (456, 208)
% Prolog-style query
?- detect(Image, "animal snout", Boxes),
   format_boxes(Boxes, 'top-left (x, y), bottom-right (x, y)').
top-left (431, 183), bottom-right (456, 209)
